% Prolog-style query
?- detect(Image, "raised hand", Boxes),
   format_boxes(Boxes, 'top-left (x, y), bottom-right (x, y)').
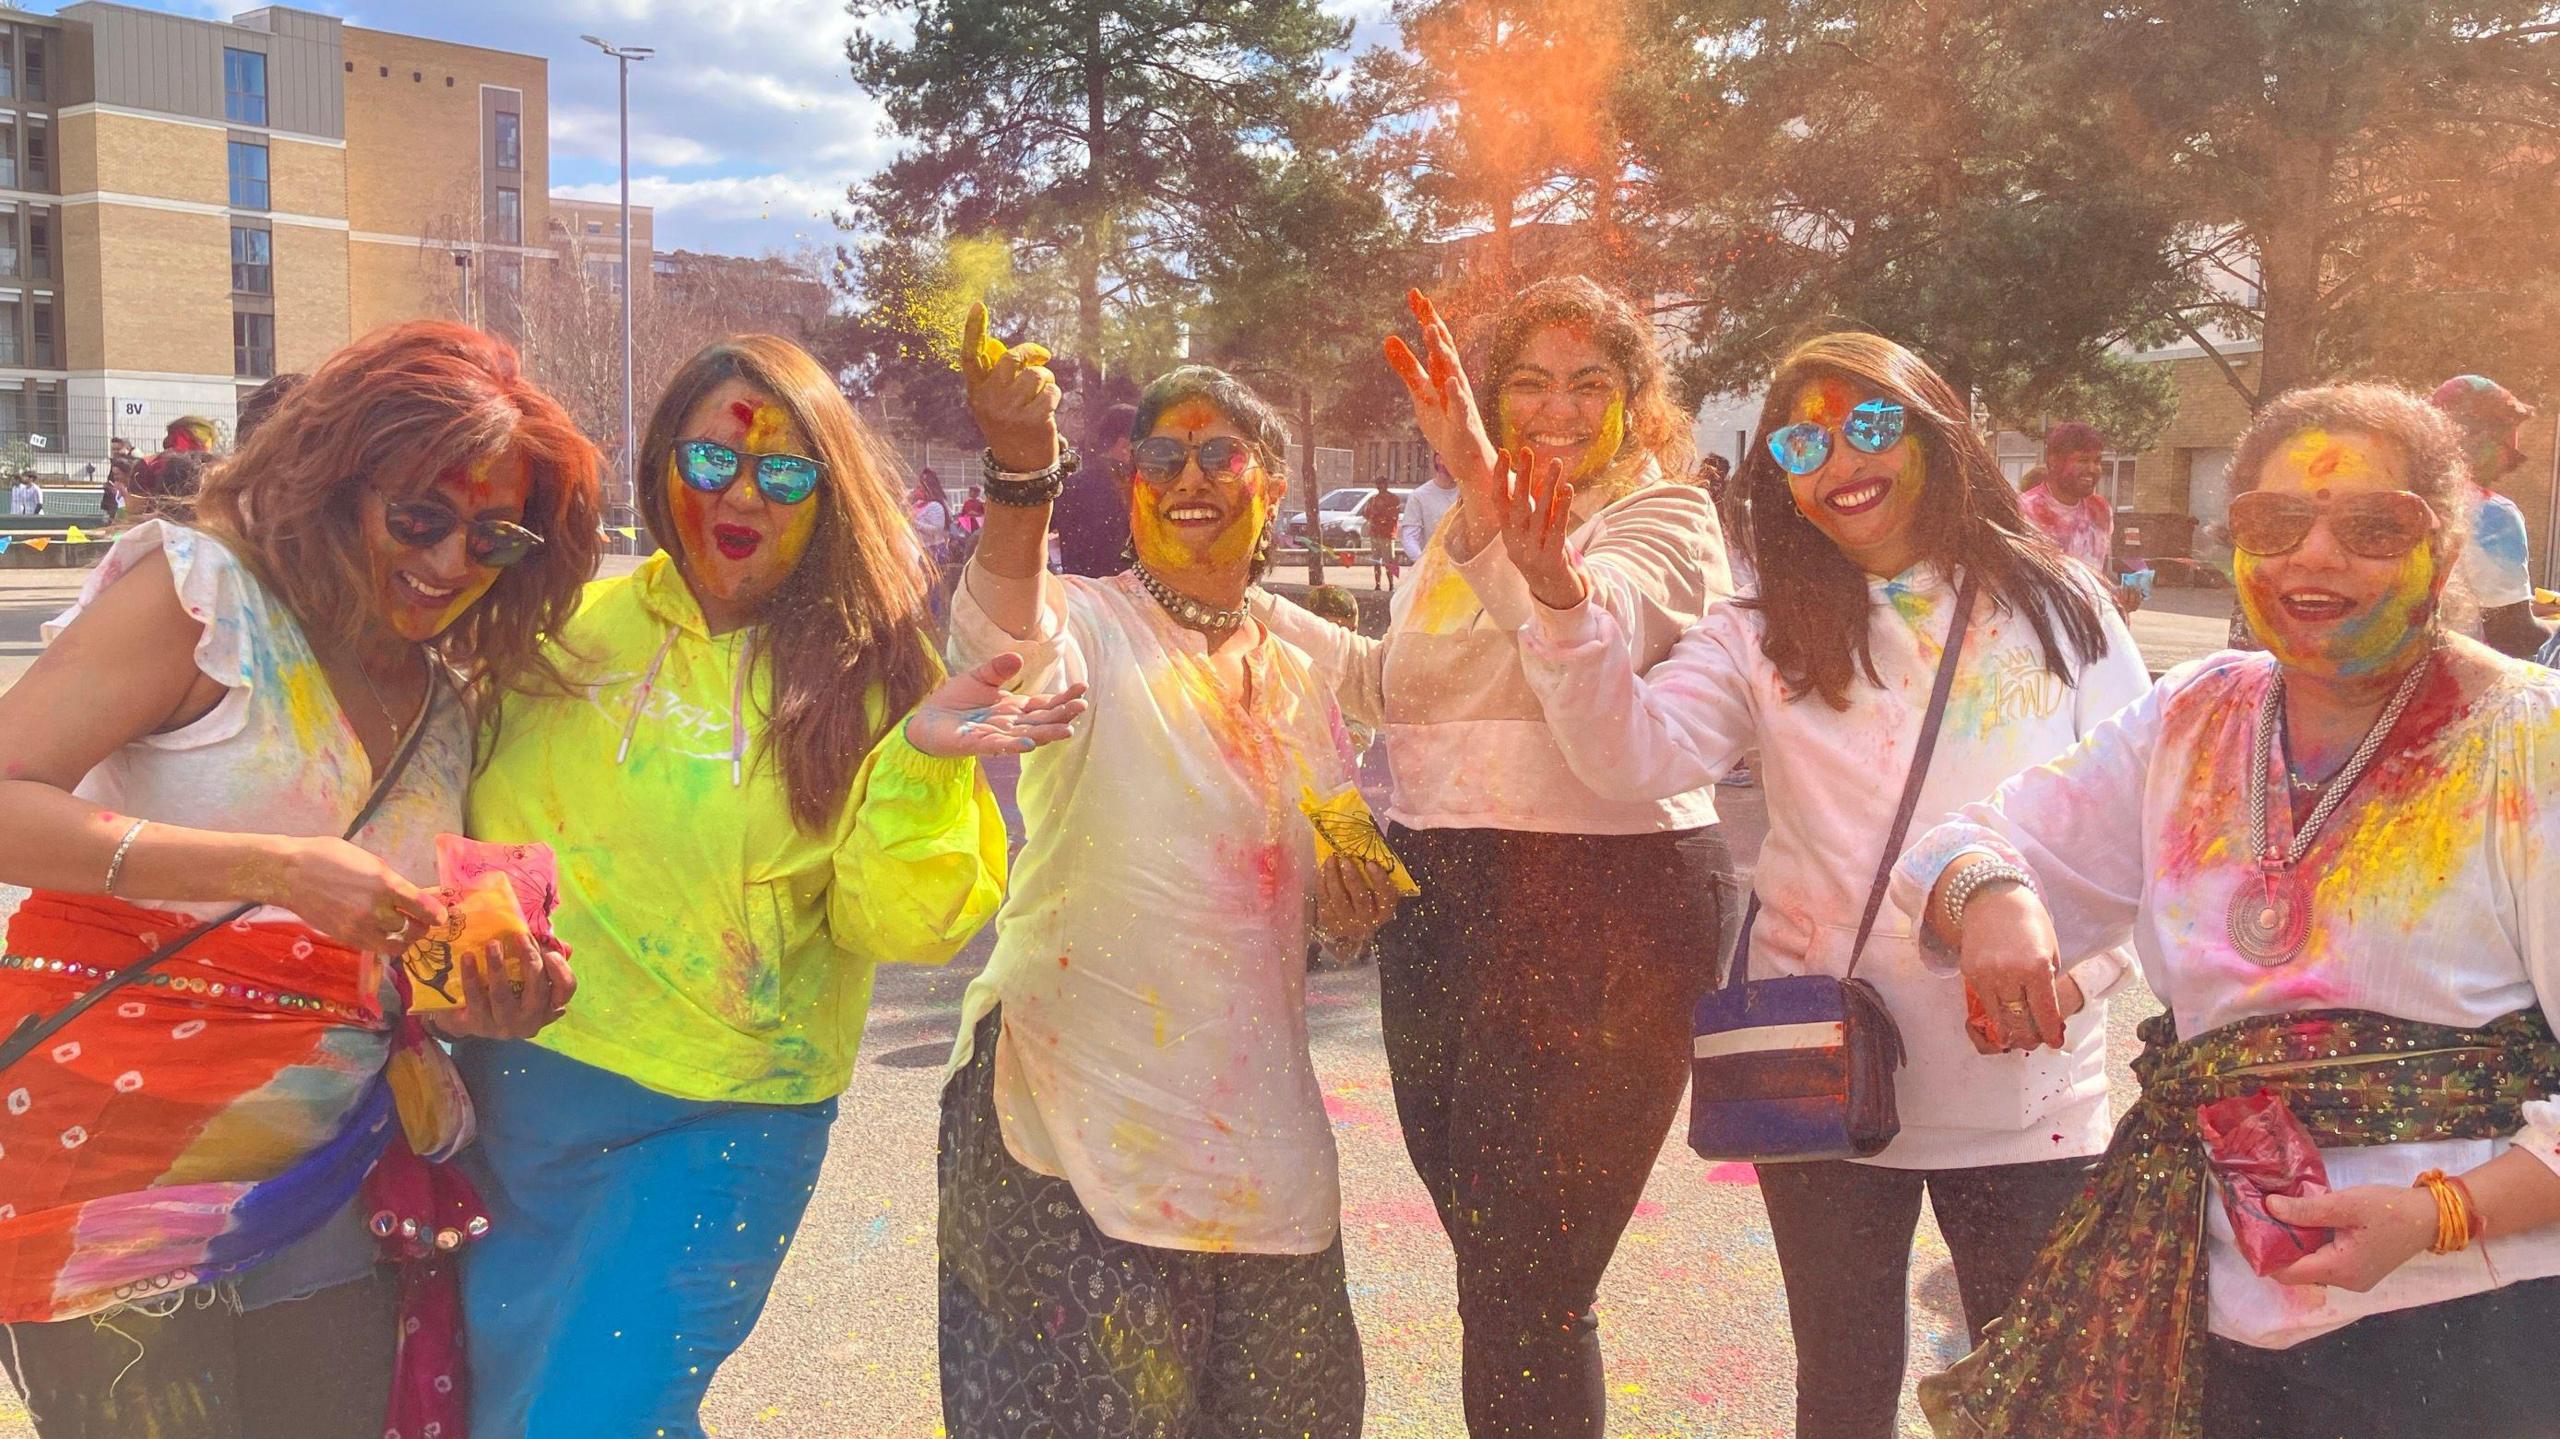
top-left (961, 302), bottom-right (1060, 472)
top-left (1492, 446), bottom-right (1589, 611)
top-left (905, 651), bottom-right (1089, 758)
top-left (1383, 289), bottom-right (1503, 508)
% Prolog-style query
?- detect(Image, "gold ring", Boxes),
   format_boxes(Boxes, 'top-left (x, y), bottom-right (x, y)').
top-left (2002, 998), bottom-right (2030, 1014)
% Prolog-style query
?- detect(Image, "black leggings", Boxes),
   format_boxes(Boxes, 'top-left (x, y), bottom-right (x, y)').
top-left (2202, 1276), bottom-right (2560, 1439)
top-left (1376, 823), bottom-right (1735, 1439)
top-left (1755, 1155), bottom-right (2094, 1439)
top-left (1, 1270), bottom-right (397, 1439)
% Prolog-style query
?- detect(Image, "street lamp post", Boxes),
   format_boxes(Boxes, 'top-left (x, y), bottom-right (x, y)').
top-left (581, 35), bottom-right (653, 538)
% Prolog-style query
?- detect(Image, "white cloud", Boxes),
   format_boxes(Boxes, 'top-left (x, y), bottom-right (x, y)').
top-left (552, 172), bottom-right (845, 236)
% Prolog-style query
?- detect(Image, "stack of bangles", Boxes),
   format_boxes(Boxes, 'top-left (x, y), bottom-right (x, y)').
top-left (2413, 1169), bottom-right (2485, 1254)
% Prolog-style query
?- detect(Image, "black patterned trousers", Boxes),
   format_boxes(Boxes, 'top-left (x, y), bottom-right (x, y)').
top-left (937, 1010), bottom-right (1365, 1439)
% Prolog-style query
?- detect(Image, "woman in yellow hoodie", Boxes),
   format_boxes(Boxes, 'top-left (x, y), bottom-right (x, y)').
top-left (459, 335), bottom-right (1085, 1438)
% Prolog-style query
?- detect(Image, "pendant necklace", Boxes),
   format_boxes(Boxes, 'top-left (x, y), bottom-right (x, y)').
top-left (2227, 654), bottom-right (2432, 964)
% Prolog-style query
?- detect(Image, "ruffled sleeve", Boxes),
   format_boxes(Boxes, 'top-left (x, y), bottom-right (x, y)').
top-left (44, 521), bottom-right (267, 748)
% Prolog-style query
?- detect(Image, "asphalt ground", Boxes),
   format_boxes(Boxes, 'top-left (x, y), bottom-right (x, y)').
top-left (0, 558), bottom-right (2220, 1437)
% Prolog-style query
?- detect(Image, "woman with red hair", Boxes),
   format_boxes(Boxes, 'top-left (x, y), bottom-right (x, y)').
top-left (0, 321), bottom-right (598, 1437)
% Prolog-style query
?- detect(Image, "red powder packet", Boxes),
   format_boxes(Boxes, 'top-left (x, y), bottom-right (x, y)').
top-left (2198, 1090), bottom-right (2333, 1275)
top-left (433, 835), bottom-right (564, 955)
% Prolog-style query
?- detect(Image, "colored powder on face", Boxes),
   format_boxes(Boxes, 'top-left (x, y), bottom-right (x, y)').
top-left (742, 402), bottom-right (794, 456)
top-left (1575, 399), bottom-right (1628, 481)
top-left (2236, 544), bottom-right (2439, 678)
top-left (2278, 429), bottom-right (2377, 488)
top-left (1791, 377), bottom-right (1858, 427)
top-left (1128, 473), bottom-right (1267, 578)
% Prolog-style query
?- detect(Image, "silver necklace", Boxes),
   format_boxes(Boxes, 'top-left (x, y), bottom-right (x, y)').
top-left (2227, 654), bottom-right (2433, 965)
top-left (350, 647), bottom-right (425, 750)
top-left (1131, 562), bottom-right (1252, 634)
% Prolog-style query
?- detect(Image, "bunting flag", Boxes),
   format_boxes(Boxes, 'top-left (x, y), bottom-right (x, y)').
top-left (613, 527), bottom-right (640, 539)
top-left (63, 525), bottom-right (86, 544)
top-left (0, 535), bottom-right (13, 553)
top-left (24, 537), bottom-right (50, 552)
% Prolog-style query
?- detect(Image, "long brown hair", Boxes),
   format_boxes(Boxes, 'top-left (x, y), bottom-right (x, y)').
top-left (637, 335), bottom-right (937, 832)
top-left (1739, 332), bottom-right (2108, 708)
top-left (1471, 274), bottom-right (1694, 480)
top-left (193, 321), bottom-right (603, 699)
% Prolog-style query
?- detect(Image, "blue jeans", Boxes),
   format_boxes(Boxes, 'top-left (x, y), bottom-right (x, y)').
top-left (455, 1040), bottom-right (836, 1439)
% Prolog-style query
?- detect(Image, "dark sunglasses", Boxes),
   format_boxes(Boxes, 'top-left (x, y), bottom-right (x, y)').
top-left (2228, 490), bottom-right (2440, 560)
top-left (1131, 436), bottom-right (1258, 486)
top-left (676, 439), bottom-right (824, 506)
top-left (1766, 399), bottom-right (1909, 476)
top-left (383, 499), bottom-right (544, 568)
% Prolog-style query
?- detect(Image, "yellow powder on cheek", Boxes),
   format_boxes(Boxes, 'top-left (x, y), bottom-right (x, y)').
top-left (1573, 399), bottom-right (1627, 481)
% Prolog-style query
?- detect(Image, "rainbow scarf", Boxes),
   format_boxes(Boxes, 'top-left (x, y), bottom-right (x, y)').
top-left (0, 891), bottom-right (420, 1322)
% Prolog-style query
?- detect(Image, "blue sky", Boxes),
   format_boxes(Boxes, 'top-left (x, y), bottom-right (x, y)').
top-left (64, 0), bottom-right (1398, 260)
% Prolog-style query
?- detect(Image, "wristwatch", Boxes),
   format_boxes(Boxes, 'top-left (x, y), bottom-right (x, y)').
top-left (1942, 860), bottom-right (2037, 933)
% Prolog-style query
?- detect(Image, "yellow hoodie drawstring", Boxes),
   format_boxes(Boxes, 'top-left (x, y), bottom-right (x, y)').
top-left (614, 622), bottom-right (753, 788)
top-left (615, 624), bottom-right (679, 766)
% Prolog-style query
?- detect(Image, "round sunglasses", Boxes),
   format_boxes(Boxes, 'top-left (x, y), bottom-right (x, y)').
top-left (1766, 399), bottom-right (1909, 476)
top-left (2228, 490), bottom-right (2440, 560)
top-left (676, 439), bottom-right (824, 506)
top-left (383, 499), bottom-right (545, 568)
top-left (1131, 435), bottom-right (1257, 486)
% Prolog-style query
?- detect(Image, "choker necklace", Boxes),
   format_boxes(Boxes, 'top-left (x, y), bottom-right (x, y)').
top-left (1131, 562), bottom-right (1252, 634)
top-left (2228, 654), bottom-right (2433, 965)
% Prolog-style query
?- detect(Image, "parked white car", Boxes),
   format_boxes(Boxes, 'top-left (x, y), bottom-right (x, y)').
top-left (1287, 486), bottom-right (1413, 550)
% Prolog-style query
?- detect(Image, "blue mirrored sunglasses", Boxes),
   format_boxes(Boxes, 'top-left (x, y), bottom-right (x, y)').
top-left (676, 439), bottom-right (824, 505)
top-left (1765, 399), bottom-right (1908, 476)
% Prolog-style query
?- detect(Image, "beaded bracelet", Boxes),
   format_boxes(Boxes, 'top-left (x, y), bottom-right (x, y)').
top-left (103, 819), bottom-right (147, 897)
top-left (980, 446), bottom-right (1080, 507)
top-left (1941, 859), bottom-right (2036, 934)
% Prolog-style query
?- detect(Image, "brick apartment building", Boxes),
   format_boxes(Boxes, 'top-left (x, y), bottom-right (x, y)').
top-left (0, 1), bottom-right (580, 470)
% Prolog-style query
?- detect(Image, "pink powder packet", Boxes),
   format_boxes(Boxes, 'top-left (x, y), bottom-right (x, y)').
top-left (434, 835), bottom-right (564, 955)
top-left (2198, 1090), bottom-right (2333, 1275)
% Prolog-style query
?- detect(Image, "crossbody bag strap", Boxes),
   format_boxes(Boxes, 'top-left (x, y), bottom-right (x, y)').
top-left (1843, 571), bottom-right (1978, 980)
top-left (0, 677), bottom-right (446, 1075)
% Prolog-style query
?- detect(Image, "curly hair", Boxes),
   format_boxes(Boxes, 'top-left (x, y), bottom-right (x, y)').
top-left (637, 334), bottom-right (938, 834)
top-left (192, 321), bottom-right (603, 702)
top-left (2229, 383), bottom-right (2470, 515)
top-left (1739, 332), bottom-right (2109, 709)
top-left (1470, 275), bottom-right (1693, 480)
top-left (1128, 365), bottom-right (1292, 579)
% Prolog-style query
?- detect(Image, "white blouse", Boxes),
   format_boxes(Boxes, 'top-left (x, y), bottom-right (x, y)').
top-left (1520, 562), bottom-right (2151, 1168)
top-left (946, 569), bottom-right (1353, 1255)
top-left (1891, 648), bottom-right (2560, 1348)
top-left (48, 522), bottom-right (466, 923)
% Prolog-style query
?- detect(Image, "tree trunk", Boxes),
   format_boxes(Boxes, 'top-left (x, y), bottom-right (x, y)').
top-left (2248, 114), bottom-right (2338, 408)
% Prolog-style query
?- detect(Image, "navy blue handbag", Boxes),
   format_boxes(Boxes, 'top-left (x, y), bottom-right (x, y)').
top-left (1687, 575), bottom-right (1976, 1163)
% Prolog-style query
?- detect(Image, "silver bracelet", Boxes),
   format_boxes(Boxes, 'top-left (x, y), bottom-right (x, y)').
top-left (103, 818), bottom-right (148, 897)
top-left (1942, 859), bottom-right (2035, 933)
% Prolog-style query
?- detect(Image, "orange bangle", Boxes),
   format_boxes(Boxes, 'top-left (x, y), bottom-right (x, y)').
top-left (2448, 1173), bottom-right (2485, 1242)
top-left (2414, 1170), bottom-right (2477, 1254)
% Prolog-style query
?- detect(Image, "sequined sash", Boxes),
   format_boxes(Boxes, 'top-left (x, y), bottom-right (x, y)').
top-left (1919, 1006), bottom-right (2560, 1439)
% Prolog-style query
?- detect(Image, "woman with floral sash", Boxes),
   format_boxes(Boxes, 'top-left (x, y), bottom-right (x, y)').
top-left (1898, 383), bottom-right (2560, 1439)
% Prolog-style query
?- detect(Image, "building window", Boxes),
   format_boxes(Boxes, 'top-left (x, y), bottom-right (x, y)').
top-left (231, 226), bottom-right (271, 294)
top-left (492, 187), bottom-right (521, 245)
top-left (495, 111), bottom-right (521, 172)
top-left (224, 49), bottom-right (269, 127)
top-left (24, 121), bottom-right (46, 191)
top-left (0, 204), bottom-right (19, 277)
top-left (33, 383), bottom-right (60, 442)
top-left (228, 141), bottom-right (269, 210)
top-left (584, 220), bottom-right (602, 235)
top-left (0, 35), bottom-right (16, 101)
top-left (31, 297), bottom-right (54, 369)
top-left (584, 258), bottom-right (625, 295)
top-left (0, 301), bottom-right (20, 366)
top-left (0, 120), bottom-right (15, 190)
top-left (23, 36), bottom-right (43, 104)
top-left (234, 311), bottom-right (275, 378)
top-left (25, 208), bottom-right (46, 281)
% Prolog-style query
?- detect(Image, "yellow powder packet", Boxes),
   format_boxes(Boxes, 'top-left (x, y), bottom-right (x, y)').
top-left (398, 871), bottom-right (532, 1012)
top-left (1299, 785), bottom-right (1421, 897)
